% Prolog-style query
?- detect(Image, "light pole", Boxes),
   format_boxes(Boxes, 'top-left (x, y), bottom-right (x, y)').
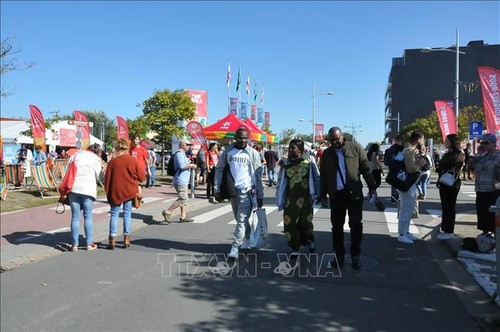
top-left (344, 123), bottom-right (362, 142)
top-left (421, 28), bottom-right (465, 131)
top-left (311, 83), bottom-right (334, 145)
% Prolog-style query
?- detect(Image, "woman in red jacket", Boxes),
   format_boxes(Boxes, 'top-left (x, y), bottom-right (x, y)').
top-left (104, 138), bottom-right (146, 249)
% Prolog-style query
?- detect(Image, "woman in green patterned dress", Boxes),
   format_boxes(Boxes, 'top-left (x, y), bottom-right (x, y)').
top-left (276, 139), bottom-right (320, 255)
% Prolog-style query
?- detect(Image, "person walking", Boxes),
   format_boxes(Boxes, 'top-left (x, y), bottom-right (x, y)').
top-left (206, 143), bottom-right (219, 202)
top-left (130, 135), bottom-right (150, 188)
top-left (276, 139), bottom-right (320, 255)
top-left (161, 139), bottom-right (197, 223)
top-left (214, 127), bottom-right (264, 258)
top-left (397, 131), bottom-right (427, 244)
top-left (264, 145), bottom-right (279, 187)
top-left (367, 143), bottom-right (384, 189)
top-left (68, 144), bottom-right (104, 252)
top-left (320, 127), bottom-right (377, 269)
top-left (104, 138), bottom-right (146, 249)
top-left (146, 147), bottom-right (157, 188)
top-left (436, 134), bottom-right (464, 240)
top-left (384, 134), bottom-right (404, 204)
top-left (471, 133), bottom-right (500, 235)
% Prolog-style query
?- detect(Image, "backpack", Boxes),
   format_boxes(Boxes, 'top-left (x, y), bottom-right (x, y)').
top-left (167, 151), bottom-right (179, 176)
top-left (384, 144), bottom-right (403, 167)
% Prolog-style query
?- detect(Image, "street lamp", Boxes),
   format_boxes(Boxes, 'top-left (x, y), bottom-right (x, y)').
top-left (421, 28), bottom-right (466, 131)
top-left (312, 83), bottom-right (334, 145)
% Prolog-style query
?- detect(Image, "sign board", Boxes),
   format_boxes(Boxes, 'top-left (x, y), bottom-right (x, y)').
top-left (469, 121), bottom-right (483, 140)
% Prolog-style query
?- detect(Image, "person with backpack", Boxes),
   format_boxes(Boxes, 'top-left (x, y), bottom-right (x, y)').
top-left (384, 134), bottom-right (404, 204)
top-left (161, 139), bottom-right (197, 223)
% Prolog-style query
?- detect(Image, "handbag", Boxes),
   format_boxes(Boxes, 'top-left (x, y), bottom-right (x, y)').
top-left (133, 193), bottom-right (143, 209)
top-left (439, 170), bottom-right (456, 187)
top-left (249, 208), bottom-right (269, 249)
top-left (55, 161), bottom-right (78, 214)
top-left (386, 169), bottom-right (420, 192)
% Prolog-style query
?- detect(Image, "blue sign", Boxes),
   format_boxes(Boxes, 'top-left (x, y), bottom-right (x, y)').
top-left (469, 121), bottom-right (483, 140)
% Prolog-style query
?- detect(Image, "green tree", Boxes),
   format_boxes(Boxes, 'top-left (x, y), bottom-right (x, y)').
top-left (81, 110), bottom-right (116, 148)
top-left (127, 116), bottom-right (150, 141)
top-left (140, 88), bottom-right (196, 148)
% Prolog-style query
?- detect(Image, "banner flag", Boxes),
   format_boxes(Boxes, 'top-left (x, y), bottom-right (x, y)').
top-left (264, 111), bottom-right (270, 126)
top-left (257, 107), bottom-right (264, 123)
top-left (434, 100), bottom-right (457, 141)
top-left (315, 123), bottom-right (324, 142)
top-left (240, 102), bottom-right (248, 120)
top-left (230, 98), bottom-right (238, 115)
top-left (186, 121), bottom-right (209, 151)
top-left (226, 61), bottom-right (231, 88)
top-left (478, 67), bottom-right (500, 137)
top-left (250, 105), bottom-right (257, 120)
top-left (29, 104), bottom-right (47, 151)
top-left (73, 110), bottom-right (91, 150)
top-left (116, 116), bottom-right (129, 140)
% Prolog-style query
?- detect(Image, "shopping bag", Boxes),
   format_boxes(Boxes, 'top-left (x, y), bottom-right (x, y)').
top-left (249, 208), bottom-right (268, 249)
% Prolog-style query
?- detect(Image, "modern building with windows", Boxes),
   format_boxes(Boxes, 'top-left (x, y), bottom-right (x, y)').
top-left (385, 40), bottom-right (500, 142)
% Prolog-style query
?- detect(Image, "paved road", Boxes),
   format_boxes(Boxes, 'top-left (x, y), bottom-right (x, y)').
top-left (1, 178), bottom-right (499, 331)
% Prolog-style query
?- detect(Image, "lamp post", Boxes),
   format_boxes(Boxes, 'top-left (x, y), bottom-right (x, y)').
top-left (311, 83), bottom-right (334, 145)
top-left (344, 123), bottom-right (362, 142)
top-left (421, 28), bottom-right (465, 131)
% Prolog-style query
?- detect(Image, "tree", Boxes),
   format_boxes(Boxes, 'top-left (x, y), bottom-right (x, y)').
top-left (1, 37), bottom-right (35, 97)
top-left (127, 116), bottom-right (150, 141)
top-left (81, 110), bottom-right (116, 148)
top-left (140, 88), bottom-right (196, 149)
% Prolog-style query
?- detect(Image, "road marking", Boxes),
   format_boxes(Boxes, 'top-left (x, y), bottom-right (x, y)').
top-left (193, 204), bottom-right (234, 223)
top-left (229, 206), bottom-right (279, 225)
top-left (383, 207), bottom-right (419, 234)
top-left (426, 209), bottom-right (442, 220)
top-left (18, 227), bottom-right (70, 242)
top-left (48, 196), bottom-right (163, 213)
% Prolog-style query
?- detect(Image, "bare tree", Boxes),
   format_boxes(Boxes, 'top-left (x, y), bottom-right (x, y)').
top-left (1, 37), bottom-right (35, 97)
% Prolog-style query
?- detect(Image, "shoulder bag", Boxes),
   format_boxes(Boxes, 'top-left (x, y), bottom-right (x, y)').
top-left (438, 170), bottom-right (456, 187)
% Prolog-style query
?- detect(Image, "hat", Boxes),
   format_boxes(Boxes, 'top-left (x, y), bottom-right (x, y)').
top-left (180, 139), bottom-right (192, 145)
top-left (481, 133), bottom-right (497, 144)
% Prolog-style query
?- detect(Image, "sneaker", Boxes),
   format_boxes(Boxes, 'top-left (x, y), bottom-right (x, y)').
top-left (161, 210), bottom-right (172, 224)
top-left (240, 240), bottom-right (251, 249)
top-left (406, 233), bottom-right (419, 241)
top-left (70, 245), bottom-right (78, 252)
top-left (397, 234), bottom-right (414, 244)
top-left (308, 241), bottom-right (316, 253)
top-left (179, 217), bottom-right (194, 223)
top-left (86, 243), bottom-right (97, 251)
top-left (352, 256), bottom-right (361, 270)
top-left (437, 232), bottom-right (455, 240)
top-left (228, 246), bottom-right (239, 258)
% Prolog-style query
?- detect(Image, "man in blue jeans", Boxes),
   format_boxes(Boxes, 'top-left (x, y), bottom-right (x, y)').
top-left (264, 145), bottom-right (279, 186)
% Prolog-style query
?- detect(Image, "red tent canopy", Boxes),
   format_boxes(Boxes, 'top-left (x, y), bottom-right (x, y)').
top-left (243, 118), bottom-right (268, 142)
top-left (203, 113), bottom-right (249, 140)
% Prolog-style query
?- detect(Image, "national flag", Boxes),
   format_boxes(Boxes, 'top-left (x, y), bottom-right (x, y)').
top-left (236, 68), bottom-right (241, 92)
top-left (246, 76), bottom-right (250, 95)
top-left (254, 81), bottom-right (258, 101)
top-left (226, 61), bottom-right (231, 88)
top-left (29, 104), bottom-right (47, 152)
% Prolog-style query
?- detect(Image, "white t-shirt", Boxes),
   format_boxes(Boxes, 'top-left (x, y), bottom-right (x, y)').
top-left (227, 147), bottom-right (253, 191)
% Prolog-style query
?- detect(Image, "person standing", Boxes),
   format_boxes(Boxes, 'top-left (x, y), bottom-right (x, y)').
top-left (397, 131), bottom-right (427, 244)
top-left (16, 144), bottom-right (33, 181)
top-left (436, 134), bottom-right (464, 240)
top-left (68, 144), bottom-right (103, 252)
top-left (214, 127), bottom-right (264, 258)
top-left (367, 143), bottom-right (384, 189)
top-left (471, 133), bottom-right (500, 235)
top-left (146, 147), bottom-right (157, 188)
top-left (161, 139), bottom-right (197, 223)
top-left (104, 138), bottom-right (146, 249)
top-left (206, 143), bottom-right (219, 202)
top-left (462, 143), bottom-right (474, 180)
top-left (416, 146), bottom-right (432, 200)
top-left (130, 135), bottom-right (151, 187)
top-left (34, 145), bottom-right (47, 166)
top-left (276, 139), bottom-right (320, 255)
top-left (195, 147), bottom-right (207, 187)
top-left (320, 127), bottom-right (377, 269)
top-left (59, 149), bottom-right (68, 160)
top-left (384, 134), bottom-right (404, 204)
top-left (264, 145), bottom-right (279, 187)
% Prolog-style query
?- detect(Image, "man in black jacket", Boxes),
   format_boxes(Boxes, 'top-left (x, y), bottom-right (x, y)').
top-left (320, 127), bottom-right (377, 269)
top-left (264, 145), bottom-right (279, 186)
top-left (384, 134), bottom-right (404, 204)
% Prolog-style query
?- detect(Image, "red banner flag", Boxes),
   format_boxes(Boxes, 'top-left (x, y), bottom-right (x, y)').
top-left (478, 67), bottom-right (500, 137)
top-left (73, 111), bottom-right (91, 150)
top-left (434, 100), bottom-right (457, 141)
top-left (264, 112), bottom-right (270, 126)
top-left (29, 104), bottom-right (47, 151)
top-left (314, 123), bottom-right (324, 142)
top-left (186, 121), bottom-right (209, 151)
top-left (116, 116), bottom-right (130, 140)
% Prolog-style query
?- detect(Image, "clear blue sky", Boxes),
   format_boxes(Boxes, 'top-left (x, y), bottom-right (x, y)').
top-left (1, 1), bottom-right (499, 146)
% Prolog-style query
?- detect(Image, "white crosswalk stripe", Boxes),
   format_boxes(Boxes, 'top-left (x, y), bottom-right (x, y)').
top-left (383, 207), bottom-right (420, 234)
top-left (193, 204), bottom-right (234, 223)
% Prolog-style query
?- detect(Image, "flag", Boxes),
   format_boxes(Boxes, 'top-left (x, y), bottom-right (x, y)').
top-left (73, 110), bottom-right (91, 150)
top-left (186, 121), bottom-right (209, 151)
top-left (434, 100), bottom-right (457, 141)
top-left (240, 102), bottom-right (248, 120)
top-left (260, 84), bottom-right (265, 104)
top-left (236, 68), bottom-right (241, 92)
top-left (229, 98), bottom-right (238, 115)
top-left (264, 111), bottom-right (270, 126)
top-left (315, 123), bottom-right (324, 142)
top-left (116, 116), bottom-right (129, 140)
top-left (478, 67), bottom-right (500, 137)
top-left (246, 76), bottom-right (250, 95)
top-left (226, 61), bottom-right (231, 88)
top-left (254, 82), bottom-right (258, 101)
top-left (29, 104), bottom-right (46, 152)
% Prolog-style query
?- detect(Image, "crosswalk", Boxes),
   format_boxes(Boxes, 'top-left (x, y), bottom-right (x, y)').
top-left (48, 197), bottom-right (166, 214)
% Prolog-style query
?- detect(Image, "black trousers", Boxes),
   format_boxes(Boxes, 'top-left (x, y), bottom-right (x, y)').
top-left (329, 189), bottom-right (363, 257)
top-left (206, 169), bottom-right (215, 198)
top-left (438, 180), bottom-right (461, 233)
top-left (476, 191), bottom-right (500, 234)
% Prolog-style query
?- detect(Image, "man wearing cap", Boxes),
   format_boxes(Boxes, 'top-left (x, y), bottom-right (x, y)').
top-left (471, 133), bottom-right (500, 235)
top-left (161, 139), bottom-right (197, 223)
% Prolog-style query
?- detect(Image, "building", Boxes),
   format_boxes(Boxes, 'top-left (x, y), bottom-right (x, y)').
top-left (385, 40), bottom-right (500, 142)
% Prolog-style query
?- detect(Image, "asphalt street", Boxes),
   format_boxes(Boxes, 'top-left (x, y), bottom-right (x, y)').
top-left (1, 176), bottom-right (499, 331)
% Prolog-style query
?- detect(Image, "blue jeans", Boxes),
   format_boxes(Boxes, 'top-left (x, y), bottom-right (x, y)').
top-left (230, 189), bottom-right (255, 247)
top-left (416, 171), bottom-right (430, 197)
top-left (398, 183), bottom-right (417, 235)
top-left (69, 192), bottom-right (95, 246)
top-left (109, 199), bottom-right (133, 237)
top-left (267, 167), bottom-right (276, 185)
top-left (147, 165), bottom-right (156, 187)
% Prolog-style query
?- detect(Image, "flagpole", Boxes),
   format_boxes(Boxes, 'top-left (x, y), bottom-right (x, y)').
top-left (227, 60), bottom-right (231, 114)
top-left (238, 68), bottom-right (241, 117)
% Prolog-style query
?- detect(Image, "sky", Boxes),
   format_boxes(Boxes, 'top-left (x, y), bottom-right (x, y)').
top-left (1, 1), bottom-right (499, 146)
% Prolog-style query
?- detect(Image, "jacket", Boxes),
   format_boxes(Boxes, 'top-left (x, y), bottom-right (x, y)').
top-left (275, 155), bottom-right (320, 211)
top-left (214, 144), bottom-right (264, 199)
top-left (320, 141), bottom-right (376, 200)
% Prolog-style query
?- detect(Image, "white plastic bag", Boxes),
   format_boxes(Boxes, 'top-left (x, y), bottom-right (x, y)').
top-left (249, 208), bottom-right (268, 249)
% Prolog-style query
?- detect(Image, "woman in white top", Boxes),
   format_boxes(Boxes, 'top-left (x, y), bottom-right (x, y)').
top-left (367, 143), bottom-right (384, 188)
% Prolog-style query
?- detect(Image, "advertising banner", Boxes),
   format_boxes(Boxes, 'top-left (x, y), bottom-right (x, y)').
top-left (230, 98), bottom-right (238, 115)
top-left (314, 123), bottom-right (324, 142)
top-left (434, 100), bottom-right (457, 141)
top-left (240, 102), bottom-right (248, 120)
top-left (186, 120), bottom-right (209, 151)
top-left (59, 128), bottom-right (76, 146)
top-left (257, 107), bottom-right (263, 123)
top-left (185, 89), bottom-right (208, 125)
top-left (478, 67), bottom-right (500, 138)
top-left (73, 111), bottom-right (91, 150)
top-left (250, 105), bottom-right (257, 121)
top-left (29, 104), bottom-right (46, 151)
top-left (116, 116), bottom-right (129, 140)
top-left (264, 112), bottom-right (270, 126)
